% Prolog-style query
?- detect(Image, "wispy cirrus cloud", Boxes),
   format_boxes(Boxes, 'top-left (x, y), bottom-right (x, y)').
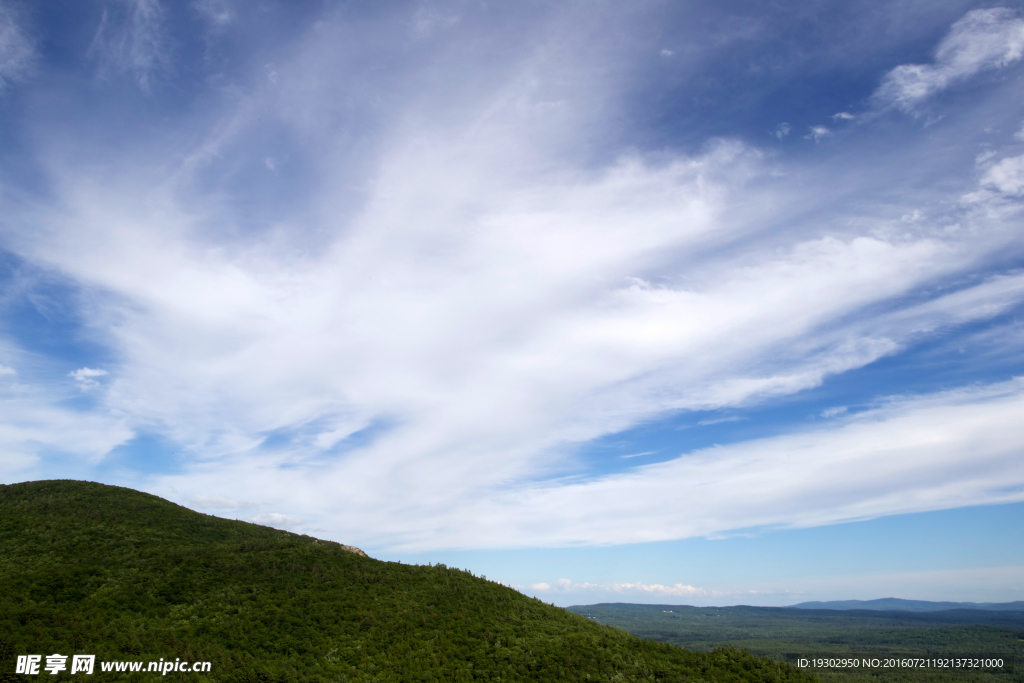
top-left (0, 394), bottom-right (132, 479)
top-left (1, 2), bottom-right (1024, 557)
top-left (89, 0), bottom-right (170, 90)
top-left (420, 378), bottom-right (1024, 551)
top-left (0, 1), bottom-right (33, 92)
top-left (192, 0), bottom-right (233, 29)
top-left (621, 451), bottom-right (656, 459)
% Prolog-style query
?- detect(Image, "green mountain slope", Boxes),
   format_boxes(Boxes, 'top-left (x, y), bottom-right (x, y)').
top-left (1, 480), bottom-right (813, 683)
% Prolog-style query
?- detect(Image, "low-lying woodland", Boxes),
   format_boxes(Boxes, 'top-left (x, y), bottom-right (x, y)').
top-left (567, 603), bottom-right (1024, 683)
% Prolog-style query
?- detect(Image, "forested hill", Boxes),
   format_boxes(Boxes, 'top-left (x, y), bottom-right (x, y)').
top-left (0, 480), bottom-right (813, 683)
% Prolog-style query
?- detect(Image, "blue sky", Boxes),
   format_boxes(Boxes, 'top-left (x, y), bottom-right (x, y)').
top-left (1, 0), bottom-right (1024, 607)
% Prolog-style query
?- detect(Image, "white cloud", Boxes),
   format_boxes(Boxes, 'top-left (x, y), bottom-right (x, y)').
top-left (0, 394), bottom-right (132, 478)
top-left (411, 4), bottom-right (460, 40)
top-left (613, 582), bottom-right (704, 596)
top-left (24, 74), bottom-right (1024, 551)
top-left (0, 2), bottom-right (33, 91)
top-left (426, 378), bottom-right (1024, 550)
top-left (774, 122), bottom-right (790, 139)
top-left (0, 364), bottom-right (15, 376)
top-left (69, 367), bottom-right (108, 390)
top-left (696, 416), bottom-right (745, 426)
top-left (531, 578), bottom-right (705, 597)
top-left (850, 273), bottom-right (1024, 343)
top-left (4, 3), bottom-right (1024, 553)
top-left (89, 0), bottom-right (170, 90)
top-left (962, 151), bottom-right (1024, 203)
top-left (980, 153), bottom-right (1024, 195)
top-left (189, 494), bottom-right (254, 509)
top-left (251, 512), bottom-right (302, 529)
top-left (875, 8), bottom-right (1024, 111)
top-left (192, 0), bottom-right (233, 29)
top-left (805, 125), bottom-right (830, 142)
top-left (69, 367), bottom-right (108, 380)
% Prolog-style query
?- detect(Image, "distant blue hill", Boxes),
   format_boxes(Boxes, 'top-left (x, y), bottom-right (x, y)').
top-left (789, 598), bottom-right (1024, 612)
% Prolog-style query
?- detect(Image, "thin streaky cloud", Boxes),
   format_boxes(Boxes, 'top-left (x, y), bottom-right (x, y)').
top-left (192, 0), bottom-right (234, 29)
top-left (621, 451), bottom-right (656, 459)
top-left (695, 416), bottom-right (745, 426)
top-left (0, 1), bottom-right (33, 91)
top-left (89, 0), bottom-right (170, 90)
top-left (407, 379), bottom-right (1024, 551)
top-left (820, 406), bottom-right (848, 418)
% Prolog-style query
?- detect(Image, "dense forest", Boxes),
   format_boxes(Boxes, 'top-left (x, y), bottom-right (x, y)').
top-left (0, 480), bottom-right (815, 683)
top-left (567, 603), bottom-right (1024, 683)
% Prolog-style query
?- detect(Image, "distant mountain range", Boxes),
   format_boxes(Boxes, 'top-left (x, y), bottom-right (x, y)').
top-left (789, 598), bottom-right (1024, 612)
